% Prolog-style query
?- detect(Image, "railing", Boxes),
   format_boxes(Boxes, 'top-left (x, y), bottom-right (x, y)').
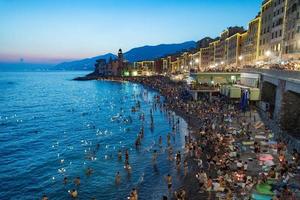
top-left (241, 68), bottom-right (300, 81)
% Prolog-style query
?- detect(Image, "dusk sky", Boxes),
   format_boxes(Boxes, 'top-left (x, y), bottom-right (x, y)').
top-left (0, 0), bottom-right (262, 64)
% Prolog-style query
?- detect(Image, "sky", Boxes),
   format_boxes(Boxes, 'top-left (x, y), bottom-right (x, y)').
top-left (0, 0), bottom-right (262, 64)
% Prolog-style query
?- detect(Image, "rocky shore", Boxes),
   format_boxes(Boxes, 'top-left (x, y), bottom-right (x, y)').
top-left (74, 74), bottom-right (300, 200)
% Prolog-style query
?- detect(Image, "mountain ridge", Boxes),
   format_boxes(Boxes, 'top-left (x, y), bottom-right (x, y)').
top-left (54, 41), bottom-right (196, 71)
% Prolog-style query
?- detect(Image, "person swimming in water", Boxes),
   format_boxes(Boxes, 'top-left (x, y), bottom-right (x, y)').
top-left (176, 151), bottom-right (181, 166)
top-left (165, 174), bottom-right (172, 191)
top-left (63, 177), bottom-right (68, 185)
top-left (152, 150), bottom-right (158, 162)
top-left (42, 195), bottom-right (48, 200)
top-left (115, 171), bottom-right (121, 184)
top-left (86, 167), bottom-right (93, 176)
top-left (68, 189), bottom-right (78, 198)
top-left (118, 150), bottom-right (122, 160)
top-left (167, 133), bottom-right (171, 146)
top-left (168, 146), bottom-right (173, 161)
top-left (128, 188), bottom-right (138, 200)
top-left (125, 149), bottom-right (129, 162)
top-left (159, 136), bottom-right (162, 147)
top-left (74, 177), bottom-right (80, 186)
top-left (95, 143), bottom-right (100, 151)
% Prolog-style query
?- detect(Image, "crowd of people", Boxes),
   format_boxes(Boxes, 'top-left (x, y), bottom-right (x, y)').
top-left (43, 75), bottom-right (300, 199)
top-left (127, 75), bottom-right (300, 199)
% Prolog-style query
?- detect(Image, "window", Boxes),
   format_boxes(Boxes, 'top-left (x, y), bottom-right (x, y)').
top-left (292, 3), bottom-right (297, 12)
top-left (272, 32), bottom-right (274, 39)
top-left (279, 29), bottom-right (282, 36)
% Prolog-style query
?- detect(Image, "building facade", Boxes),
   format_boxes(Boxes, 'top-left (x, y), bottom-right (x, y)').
top-left (135, 0), bottom-right (300, 73)
top-left (282, 0), bottom-right (300, 61)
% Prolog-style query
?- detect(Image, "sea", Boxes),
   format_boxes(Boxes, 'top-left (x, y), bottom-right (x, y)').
top-left (0, 71), bottom-right (189, 200)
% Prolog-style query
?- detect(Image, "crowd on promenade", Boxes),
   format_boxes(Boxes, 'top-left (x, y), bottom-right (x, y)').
top-left (125, 75), bottom-right (300, 200)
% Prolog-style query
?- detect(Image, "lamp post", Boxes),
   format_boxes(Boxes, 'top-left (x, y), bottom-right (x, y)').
top-left (238, 55), bottom-right (243, 69)
top-left (265, 50), bottom-right (272, 67)
top-left (195, 58), bottom-right (199, 72)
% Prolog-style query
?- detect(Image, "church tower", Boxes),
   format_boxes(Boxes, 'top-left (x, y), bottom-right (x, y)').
top-left (118, 49), bottom-right (123, 62)
top-left (117, 49), bottom-right (124, 73)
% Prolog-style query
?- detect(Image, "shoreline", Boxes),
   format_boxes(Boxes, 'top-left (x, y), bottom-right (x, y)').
top-left (74, 74), bottom-right (300, 200)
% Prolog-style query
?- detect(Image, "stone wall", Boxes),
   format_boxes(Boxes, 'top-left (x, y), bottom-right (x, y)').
top-left (280, 91), bottom-right (300, 138)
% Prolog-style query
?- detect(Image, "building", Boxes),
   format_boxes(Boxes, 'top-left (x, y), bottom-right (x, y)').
top-left (270, 0), bottom-right (285, 61)
top-left (191, 51), bottom-right (201, 72)
top-left (258, 0), bottom-right (274, 62)
top-left (135, 0), bottom-right (300, 72)
top-left (170, 57), bottom-right (180, 73)
top-left (94, 49), bottom-right (127, 76)
top-left (154, 59), bottom-right (163, 74)
top-left (241, 16), bottom-right (261, 66)
top-left (226, 33), bottom-right (243, 68)
top-left (240, 31), bottom-right (249, 67)
top-left (282, 0), bottom-right (300, 61)
top-left (215, 27), bottom-right (245, 67)
top-left (200, 47), bottom-right (210, 71)
top-left (94, 59), bottom-right (107, 76)
top-left (208, 41), bottom-right (217, 67)
top-left (133, 60), bottom-right (155, 75)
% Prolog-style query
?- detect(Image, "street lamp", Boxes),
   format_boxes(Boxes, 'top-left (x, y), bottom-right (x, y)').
top-left (238, 56), bottom-right (243, 68)
top-left (195, 58), bottom-right (199, 63)
top-left (265, 50), bottom-right (272, 65)
top-left (265, 50), bottom-right (271, 57)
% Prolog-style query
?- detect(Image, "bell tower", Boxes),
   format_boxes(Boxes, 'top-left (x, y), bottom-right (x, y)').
top-left (118, 49), bottom-right (123, 62)
top-left (117, 49), bottom-right (124, 72)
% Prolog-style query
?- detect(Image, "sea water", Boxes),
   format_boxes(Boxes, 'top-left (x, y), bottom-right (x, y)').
top-left (0, 71), bottom-right (188, 200)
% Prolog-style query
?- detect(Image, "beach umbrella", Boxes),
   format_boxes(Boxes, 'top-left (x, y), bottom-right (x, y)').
top-left (259, 154), bottom-right (273, 161)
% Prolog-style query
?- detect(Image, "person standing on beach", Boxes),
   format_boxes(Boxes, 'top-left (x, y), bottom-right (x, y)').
top-left (206, 176), bottom-right (213, 199)
top-left (196, 170), bottom-right (207, 193)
